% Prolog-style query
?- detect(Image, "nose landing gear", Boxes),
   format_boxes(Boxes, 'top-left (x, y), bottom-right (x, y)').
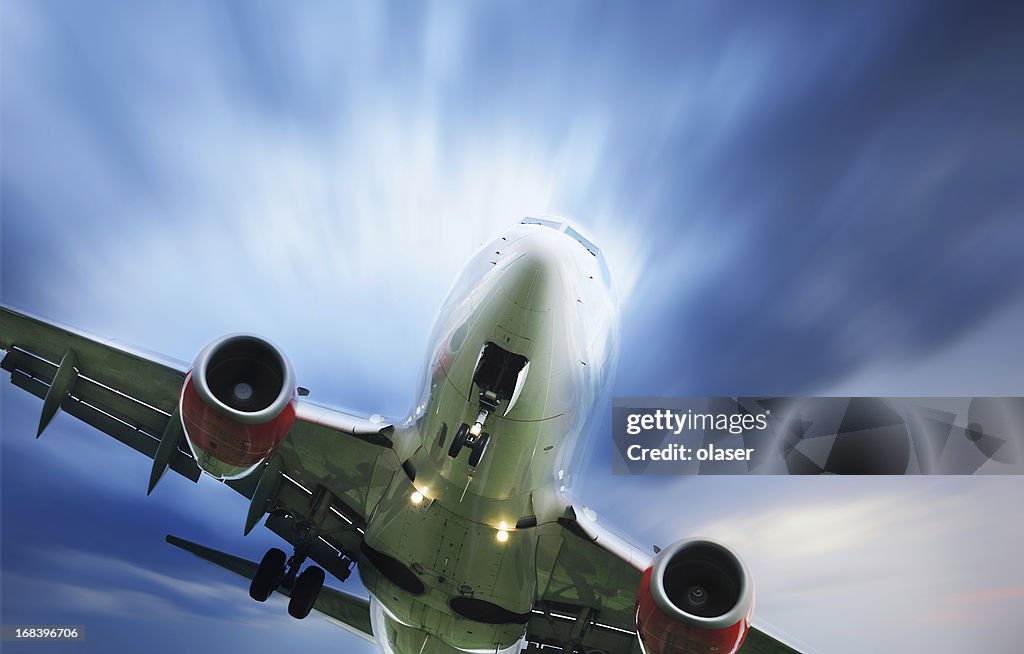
top-left (448, 398), bottom-right (496, 468)
top-left (448, 420), bottom-right (491, 468)
top-left (448, 341), bottom-right (529, 468)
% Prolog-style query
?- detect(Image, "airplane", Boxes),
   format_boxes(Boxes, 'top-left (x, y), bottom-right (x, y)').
top-left (0, 218), bottom-right (803, 654)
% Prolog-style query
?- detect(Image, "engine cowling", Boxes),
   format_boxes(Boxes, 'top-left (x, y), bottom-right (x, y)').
top-left (179, 334), bottom-right (297, 480)
top-left (635, 539), bottom-right (753, 654)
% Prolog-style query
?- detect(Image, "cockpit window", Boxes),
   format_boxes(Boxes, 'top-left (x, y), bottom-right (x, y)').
top-left (521, 218), bottom-right (610, 286)
top-left (521, 217), bottom-right (563, 229)
top-left (564, 226), bottom-right (599, 257)
top-left (522, 218), bottom-right (600, 258)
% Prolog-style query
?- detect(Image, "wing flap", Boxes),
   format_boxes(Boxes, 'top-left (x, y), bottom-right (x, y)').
top-left (5, 359), bottom-right (202, 482)
top-left (525, 517), bottom-right (643, 654)
top-left (524, 599), bottom-right (641, 654)
top-left (3, 347), bottom-right (165, 436)
top-left (0, 307), bottom-right (186, 412)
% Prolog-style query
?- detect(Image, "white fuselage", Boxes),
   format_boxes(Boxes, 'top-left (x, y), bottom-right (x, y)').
top-left (358, 221), bottom-right (618, 654)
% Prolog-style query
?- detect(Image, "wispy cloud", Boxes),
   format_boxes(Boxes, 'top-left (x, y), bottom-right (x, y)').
top-left (45, 547), bottom-right (246, 604)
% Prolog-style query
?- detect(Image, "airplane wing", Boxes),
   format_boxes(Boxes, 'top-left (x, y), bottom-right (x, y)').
top-left (523, 506), bottom-right (805, 654)
top-left (0, 305), bottom-right (398, 586)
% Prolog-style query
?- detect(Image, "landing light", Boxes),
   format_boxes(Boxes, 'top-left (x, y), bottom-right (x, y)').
top-left (496, 522), bottom-right (510, 543)
top-left (410, 491), bottom-right (425, 505)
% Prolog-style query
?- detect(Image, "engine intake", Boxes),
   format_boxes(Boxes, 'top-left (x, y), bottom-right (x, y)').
top-left (195, 335), bottom-right (294, 418)
top-left (180, 334), bottom-right (297, 480)
top-left (635, 539), bottom-right (753, 654)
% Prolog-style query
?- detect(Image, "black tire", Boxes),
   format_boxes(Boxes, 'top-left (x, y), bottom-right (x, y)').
top-left (288, 566), bottom-right (325, 619)
top-left (448, 423), bottom-right (469, 459)
top-left (250, 548), bottom-right (286, 601)
top-left (468, 432), bottom-right (490, 467)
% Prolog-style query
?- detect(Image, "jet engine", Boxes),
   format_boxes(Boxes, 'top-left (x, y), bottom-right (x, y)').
top-left (635, 539), bottom-right (753, 654)
top-left (179, 334), bottom-right (297, 480)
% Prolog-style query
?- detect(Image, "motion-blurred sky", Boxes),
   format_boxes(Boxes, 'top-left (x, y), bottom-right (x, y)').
top-left (2, 1), bottom-right (1023, 653)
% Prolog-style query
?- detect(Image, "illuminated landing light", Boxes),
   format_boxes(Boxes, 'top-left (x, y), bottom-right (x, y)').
top-left (496, 521), bottom-right (510, 543)
top-left (410, 491), bottom-right (425, 505)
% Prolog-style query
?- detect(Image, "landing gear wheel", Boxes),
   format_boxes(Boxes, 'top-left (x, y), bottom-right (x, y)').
top-left (468, 432), bottom-right (490, 467)
top-left (250, 548), bottom-right (286, 601)
top-left (288, 566), bottom-right (325, 619)
top-left (448, 423), bottom-right (469, 459)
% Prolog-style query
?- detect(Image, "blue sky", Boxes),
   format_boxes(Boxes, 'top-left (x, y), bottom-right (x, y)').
top-left (2, 1), bottom-right (1024, 653)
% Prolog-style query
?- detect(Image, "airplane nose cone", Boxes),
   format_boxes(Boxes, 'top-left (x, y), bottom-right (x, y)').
top-left (501, 234), bottom-right (568, 312)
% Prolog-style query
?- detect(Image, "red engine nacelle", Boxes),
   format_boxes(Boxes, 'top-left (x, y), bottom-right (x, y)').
top-left (179, 334), bottom-right (297, 480)
top-left (635, 539), bottom-right (753, 654)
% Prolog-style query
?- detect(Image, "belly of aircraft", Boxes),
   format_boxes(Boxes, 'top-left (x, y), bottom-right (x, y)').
top-left (360, 469), bottom-right (536, 653)
top-left (370, 595), bottom-right (527, 654)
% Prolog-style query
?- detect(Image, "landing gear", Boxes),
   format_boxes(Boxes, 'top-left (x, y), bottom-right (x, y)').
top-left (447, 342), bottom-right (530, 468)
top-left (244, 483), bottom-right (354, 621)
top-left (447, 421), bottom-right (490, 468)
top-left (249, 548), bottom-right (286, 601)
top-left (448, 423), bottom-right (470, 458)
top-left (288, 566), bottom-right (325, 619)
top-left (250, 541), bottom-right (326, 618)
top-left (249, 489), bottom-right (338, 619)
top-left (468, 432), bottom-right (490, 468)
